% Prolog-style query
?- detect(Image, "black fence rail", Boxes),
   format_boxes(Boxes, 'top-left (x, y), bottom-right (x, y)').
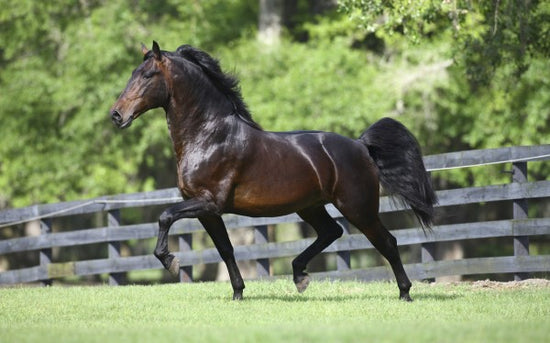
top-left (1, 145), bottom-right (549, 285)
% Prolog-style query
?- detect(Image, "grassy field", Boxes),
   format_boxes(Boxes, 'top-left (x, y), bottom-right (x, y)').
top-left (1, 279), bottom-right (549, 343)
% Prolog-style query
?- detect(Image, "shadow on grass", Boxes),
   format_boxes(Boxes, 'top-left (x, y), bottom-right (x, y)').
top-left (411, 292), bottom-right (463, 301)
top-left (205, 279), bottom-right (464, 302)
top-left (232, 291), bottom-right (462, 302)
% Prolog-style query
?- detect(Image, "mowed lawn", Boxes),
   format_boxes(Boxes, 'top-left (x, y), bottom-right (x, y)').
top-left (1, 279), bottom-right (549, 343)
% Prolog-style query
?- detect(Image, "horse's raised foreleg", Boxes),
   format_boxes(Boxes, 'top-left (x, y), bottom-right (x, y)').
top-left (199, 216), bottom-right (245, 300)
top-left (155, 199), bottom-right (221, 278)
top-left (292, 206), bottom-right (344, 293)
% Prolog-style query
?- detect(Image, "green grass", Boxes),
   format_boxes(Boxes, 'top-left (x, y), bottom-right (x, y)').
top-left (1, 280), bottom-right (549, 343)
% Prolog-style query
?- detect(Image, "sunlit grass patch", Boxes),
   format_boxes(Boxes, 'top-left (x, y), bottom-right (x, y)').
top-left (1, 280), bottom-right (549, 343)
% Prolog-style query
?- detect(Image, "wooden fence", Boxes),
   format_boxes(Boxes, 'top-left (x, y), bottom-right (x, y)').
top-left (1, 145), bottom-right (549, 286)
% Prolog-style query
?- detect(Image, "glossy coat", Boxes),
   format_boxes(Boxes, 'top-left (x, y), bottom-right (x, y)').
top-left (110, 42), bottom-right (437, 301)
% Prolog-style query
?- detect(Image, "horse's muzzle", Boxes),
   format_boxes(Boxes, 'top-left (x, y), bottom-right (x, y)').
top-left (110, 110), bottom-right (132, 129)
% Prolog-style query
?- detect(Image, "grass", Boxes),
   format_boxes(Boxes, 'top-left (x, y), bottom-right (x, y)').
top-left (1, 279), bottom-right (549, 343)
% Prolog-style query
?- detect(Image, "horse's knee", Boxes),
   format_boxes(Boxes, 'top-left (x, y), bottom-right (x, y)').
top-left (331, 224), bottom-right (344, 240)
top-left (158, 211), bottom-right (173, 230)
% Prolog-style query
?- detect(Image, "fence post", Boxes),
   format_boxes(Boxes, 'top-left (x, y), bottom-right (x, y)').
top-left (254, 225), bottom-right (270, 277)
top-left (421, 169), bottom-right (436, 282)
top-left (512, 161), bottom-right (530, 281)
top-left (178, 234), bottom-right (193, 282)
top-left (107, 210), bottom-right (125, 285)
top-left (40, 219), bottom-right (53, 286)
top-left (421, 242), bottom-right (436, 282)
top-left (336, 219), bottom-right (350, 271)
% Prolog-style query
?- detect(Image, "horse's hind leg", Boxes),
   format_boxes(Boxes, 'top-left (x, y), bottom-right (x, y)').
top-left (366, 217), bottom-right (412, 301)
top-left (292, 206), bottom-right (344, 293)
top-left (338, 203), bottom-right (413, 301)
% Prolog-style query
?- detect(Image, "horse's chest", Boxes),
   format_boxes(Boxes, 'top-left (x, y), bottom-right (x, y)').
top-left (176, 151), bottom-right (234, 199)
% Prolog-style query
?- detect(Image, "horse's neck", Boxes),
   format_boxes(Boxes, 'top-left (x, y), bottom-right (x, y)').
top-left (165, 104), bottom-right (241, 159)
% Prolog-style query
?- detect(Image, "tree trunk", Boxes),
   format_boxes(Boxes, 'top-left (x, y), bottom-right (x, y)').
top-left (309, 0), bottom-right (337, 15)
top-left (258, 0), bottom-right (284, 45)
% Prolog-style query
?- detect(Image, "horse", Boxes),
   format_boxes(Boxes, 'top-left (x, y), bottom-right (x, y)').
top-left (110, 41), bottom-right (437, 301)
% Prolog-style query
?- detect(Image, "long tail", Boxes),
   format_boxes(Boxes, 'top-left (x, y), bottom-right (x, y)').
top-left (359, 117), bottom-right (437, 230)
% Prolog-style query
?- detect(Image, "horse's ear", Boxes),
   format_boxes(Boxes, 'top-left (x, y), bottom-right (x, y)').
top-left (152, 41), bottom-right (162, 61)
top-left (141, 42), bottom-right (149, 56)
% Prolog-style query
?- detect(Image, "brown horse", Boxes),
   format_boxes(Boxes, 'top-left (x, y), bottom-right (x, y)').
top-left (110, 41), bottom-right (436, 301)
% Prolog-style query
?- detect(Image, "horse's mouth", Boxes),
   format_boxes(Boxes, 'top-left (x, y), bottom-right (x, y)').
top-left (118, 118), bottom-right (133, 129)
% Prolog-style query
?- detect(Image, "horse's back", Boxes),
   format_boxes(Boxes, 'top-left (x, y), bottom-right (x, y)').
top-left (281, 130), bottom-right (380, 209)
top-left (278, 130), bottom-right (373, 172)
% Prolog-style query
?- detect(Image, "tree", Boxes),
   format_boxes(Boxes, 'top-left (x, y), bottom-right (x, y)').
top-left (339, 0), bottom-right (550, 185)
top-left (0, 0), bottom-right (257, 207)
top-left (258, 0), bottom-right (284, 45)
top-left (2, 0), bottom-right (548, 210)
top-left (339, 1), bottom-right (550, 279)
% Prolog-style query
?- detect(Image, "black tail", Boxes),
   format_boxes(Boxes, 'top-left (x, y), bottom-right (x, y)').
top-left (359, 117), bottom-right (437, 230)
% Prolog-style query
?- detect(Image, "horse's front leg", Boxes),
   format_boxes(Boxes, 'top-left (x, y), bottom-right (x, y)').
top-left (154, 199), bottom-right (219, 278)
top-left (199, 216), bottom-right (245, 300)
top-left (154, 218), bottom-right (179, 277)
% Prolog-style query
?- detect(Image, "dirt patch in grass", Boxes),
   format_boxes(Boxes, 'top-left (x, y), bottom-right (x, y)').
top-left (470, 278), bottom-right (550, 290)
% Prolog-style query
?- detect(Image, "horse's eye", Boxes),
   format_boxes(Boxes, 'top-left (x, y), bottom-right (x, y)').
top-left (143, 71), bottom-right (156, 79)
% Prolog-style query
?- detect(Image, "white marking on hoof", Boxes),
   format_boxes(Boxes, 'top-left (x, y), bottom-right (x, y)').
top-left (168, 257), bottom-right (180, 277)
top-left (295, 275), bottom-right (311, 293)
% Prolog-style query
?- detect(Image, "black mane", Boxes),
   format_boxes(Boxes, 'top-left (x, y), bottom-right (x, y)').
top-left (174, 45), bottom-right (262, 130)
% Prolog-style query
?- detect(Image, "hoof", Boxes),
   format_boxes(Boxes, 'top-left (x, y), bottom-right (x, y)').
top-left (400, 293), bottom-right (413, 302)
top-left (168, 257), bottom-right (180, 277)
top-left (233, 290), bottom-right (243, 301)
top-left (294, 275), bottom-right (311, 293)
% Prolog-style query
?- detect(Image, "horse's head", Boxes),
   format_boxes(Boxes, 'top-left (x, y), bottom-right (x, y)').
top-left (110, 41), bottom-right (169, 129)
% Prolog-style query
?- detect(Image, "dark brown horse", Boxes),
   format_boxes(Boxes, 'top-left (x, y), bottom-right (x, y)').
top-left (110, 41), bottom-right (436, 301)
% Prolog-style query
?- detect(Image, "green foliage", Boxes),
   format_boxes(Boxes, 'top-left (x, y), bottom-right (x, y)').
top-left (0, 0), bottom-right (256, 207)
top-left (1, 281), bottom-right (550, 343)
top-left (218, 39), bottom-right (388, 137)
top-left (340, 0), bottom-right (550, 187)
top-left (1, 0), bottom-right (548, 207)
top-left (339, 0), bottom-right (455, 43)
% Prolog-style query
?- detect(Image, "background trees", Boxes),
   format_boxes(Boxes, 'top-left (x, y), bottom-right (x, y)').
top-left (0, 0), bottom-right (548, 208)
top-left (1, 0), bottom-right (548, 283)
top-left (341, 0), bottom-right (550, 181)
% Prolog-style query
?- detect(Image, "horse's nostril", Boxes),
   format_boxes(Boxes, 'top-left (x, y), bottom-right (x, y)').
top-left (111, 110), bottom-right (122, 123)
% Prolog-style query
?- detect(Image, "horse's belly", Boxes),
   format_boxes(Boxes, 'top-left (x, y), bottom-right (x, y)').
top-left (229, 180), bottom-right (325, 217)
top-left (227, 131), bottom-right (343, 216)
